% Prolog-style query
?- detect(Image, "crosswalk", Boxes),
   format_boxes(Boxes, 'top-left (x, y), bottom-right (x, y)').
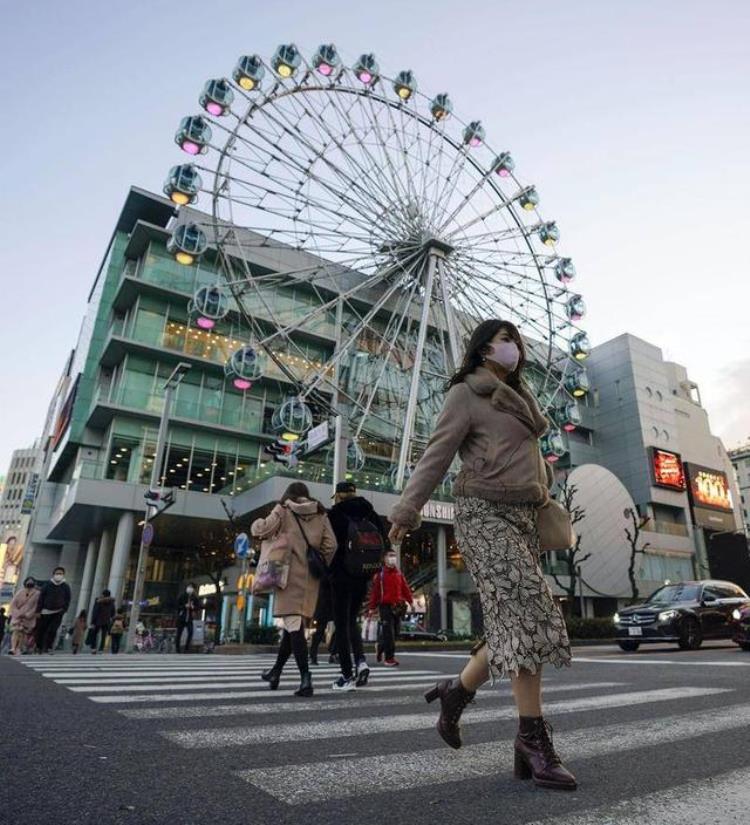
top-left (14, 652), bottom-right (750, 820)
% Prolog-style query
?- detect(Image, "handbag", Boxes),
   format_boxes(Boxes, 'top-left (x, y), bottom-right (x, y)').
top-left (291, 511), bottom-right (328, 580)
top-left (85, 626), bottom-right (97, 648)
top-left (252, 531), bottom-right (291, 595)
top-left (537, 497), bottom-right (576, 553)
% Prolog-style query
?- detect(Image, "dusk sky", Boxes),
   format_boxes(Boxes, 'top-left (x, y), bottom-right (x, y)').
top-left (1, 1), bottom-right (748, 474)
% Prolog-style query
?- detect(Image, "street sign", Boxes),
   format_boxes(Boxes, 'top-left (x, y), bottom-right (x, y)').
top-left (306, 420), bottom-right (330, 452)
top-left (142, 523), bottom-right (154, 547)
top-left (235, 532), bottom-right (250, 559)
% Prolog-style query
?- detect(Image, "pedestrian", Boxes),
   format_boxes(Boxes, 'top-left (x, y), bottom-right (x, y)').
top-left (109, 612), bottom-right (125, 654)
top-left (367, 549), bottom-right (413, 667)
top-left (0, 607), bottom-right (6, 651)
top-left (309, 576), bottom-right (335, 666)
top-left (328, 481), bottom-right (388, 691)
top-left (176, 583), bottom-right (200, 653)
top-left (389, 319), bottom-right (577, 791)
top-left (90, 589), bottom-right (116, 654)
top-left (35, 566), bottom-right (72, 654)
top-left (252, 482), bottom-right (336, 697)
top-left (70, 610), bottom-right (87, 654)
top-left (9, 577), bottom-right (39, 655)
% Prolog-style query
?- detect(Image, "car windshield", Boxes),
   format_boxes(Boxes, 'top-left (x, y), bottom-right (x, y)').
top-left (645, 585), bottom-right (700, 605)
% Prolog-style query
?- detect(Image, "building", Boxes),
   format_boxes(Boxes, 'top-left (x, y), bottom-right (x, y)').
top-left (0, 443), bottom-right (44, 605)
top-left (729, 442), bottom-right (750, 534)
top-left (546, 334), bottom-right (747, 613)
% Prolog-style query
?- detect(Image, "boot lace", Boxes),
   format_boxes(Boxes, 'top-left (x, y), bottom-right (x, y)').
top-left (537, 719), bottom-right (561, 765)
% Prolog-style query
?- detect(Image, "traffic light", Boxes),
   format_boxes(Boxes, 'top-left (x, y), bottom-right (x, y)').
top-left (263, 438), bottom-right (301, 467)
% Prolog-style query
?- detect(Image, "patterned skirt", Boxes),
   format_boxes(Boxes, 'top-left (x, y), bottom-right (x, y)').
top-left (454, 496), bottom-right (572, 680)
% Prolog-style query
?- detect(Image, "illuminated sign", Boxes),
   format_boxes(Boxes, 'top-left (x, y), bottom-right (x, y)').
top-left (685, 464), bottom-right (733, 512)
top-left (421, 501), bottom-right (454, 522)
top-left (651, 448), bottom-right (686, 491)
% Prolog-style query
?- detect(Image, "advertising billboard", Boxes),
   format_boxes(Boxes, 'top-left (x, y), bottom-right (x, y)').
top-left (650, 448), bottom-right (686, 491)
top-left (684, 463), bottom-right (736, 531)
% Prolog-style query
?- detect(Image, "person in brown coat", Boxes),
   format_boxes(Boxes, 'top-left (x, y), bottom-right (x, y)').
top-left (251, 482), bottom-right (336, 697)
top-left (9, 577), bottom-right (40, 655)
top-left (70, 609), bottom-right (87, 654)
top-left (390, 318), bottom-right (576, 791)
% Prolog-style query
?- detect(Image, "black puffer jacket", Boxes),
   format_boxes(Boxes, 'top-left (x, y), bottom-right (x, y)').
top-left (328, 496), bottom-right (388, 576)
top-left (37, 581), bottom-right (72, 614)
top-left (91, 596), bottom-right (116, 627)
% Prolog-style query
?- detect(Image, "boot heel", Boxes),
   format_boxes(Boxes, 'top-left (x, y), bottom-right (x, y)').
top-left (424, 685), bottom-right (440, 703)
top-left (514, 750), bottom-right (532, 780)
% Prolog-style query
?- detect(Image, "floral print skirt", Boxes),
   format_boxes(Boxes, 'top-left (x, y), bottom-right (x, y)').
top-left (454, 496), bottom-right (572, 681)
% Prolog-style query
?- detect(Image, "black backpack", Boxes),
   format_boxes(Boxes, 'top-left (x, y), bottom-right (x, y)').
top-left (343, 515), bottom-right (385, 577)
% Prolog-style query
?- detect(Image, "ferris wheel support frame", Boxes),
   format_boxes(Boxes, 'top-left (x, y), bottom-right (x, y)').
top-left (395, 247), bottom-right (442, 491)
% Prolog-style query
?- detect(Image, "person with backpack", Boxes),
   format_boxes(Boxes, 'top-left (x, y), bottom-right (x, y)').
top-left (90, 589), bottom-right (116, 654)
top-left (109, 612), bottom-right (126, 654)
top-left (328, 481), bottom-right (388, 691)
top-left (368, 549), bottom-right (414, 667)
top-left (252, 482), bottom-right (336, 697)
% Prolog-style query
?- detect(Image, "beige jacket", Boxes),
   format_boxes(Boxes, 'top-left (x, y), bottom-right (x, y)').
top-left (251, 499), bottom-right (336, 619)
top-left (391, 367), bottom-right (554, 530)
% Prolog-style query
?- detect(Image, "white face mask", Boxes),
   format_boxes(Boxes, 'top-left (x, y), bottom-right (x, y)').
top-left (52, 574), bottom-right (64, 584)
top-left (186, 587), bottom-right (194, 595)
top-left (384, 556), bottom-right (397, 568)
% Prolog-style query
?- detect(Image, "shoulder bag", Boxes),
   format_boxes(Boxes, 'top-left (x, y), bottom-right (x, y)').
top-left (534, 446), bottom-right (575, 552)
top-left (291, 511), bottom-right (328, 580)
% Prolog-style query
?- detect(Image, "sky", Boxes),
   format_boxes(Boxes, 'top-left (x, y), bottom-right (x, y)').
top-left (1, 0), bottom-right (748, 475)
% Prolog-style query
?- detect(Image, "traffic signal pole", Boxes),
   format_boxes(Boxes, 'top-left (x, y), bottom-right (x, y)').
top-left (126, 363), bottom-right (191, 653)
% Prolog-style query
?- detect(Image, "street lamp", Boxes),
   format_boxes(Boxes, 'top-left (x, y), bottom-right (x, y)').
top-left (126, 362), bottom-right (191, 652)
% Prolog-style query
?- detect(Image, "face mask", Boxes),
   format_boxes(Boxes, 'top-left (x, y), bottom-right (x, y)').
top-left (384, 556), bottom-right (397, 568)
top-left (486, 340), bottom-right (519, 372)
top-left (186, 587), bottom-right (194, 595)
top-left (52, 574), bottom-right (64, 584)
top-left (25, 581), bottom-right (35, 589)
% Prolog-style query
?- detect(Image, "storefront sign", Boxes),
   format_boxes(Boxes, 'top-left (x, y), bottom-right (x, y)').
top-left (685, 463), bottom-right (736, 531)
top-left (650, 448), bottom-right (686, 491)
top-left (421, 501), bottom-right (454, 522)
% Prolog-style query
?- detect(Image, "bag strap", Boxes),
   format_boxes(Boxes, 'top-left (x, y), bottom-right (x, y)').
top-left (291, 510), bottom-right (314, 551)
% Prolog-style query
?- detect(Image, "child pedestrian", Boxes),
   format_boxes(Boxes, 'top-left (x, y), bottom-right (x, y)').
top-left (368, 550), bottom-right (413, 667)
top-left (70, 610), bottom-right (87, 654)
top-left (109, 612), bottom-right (125, 654)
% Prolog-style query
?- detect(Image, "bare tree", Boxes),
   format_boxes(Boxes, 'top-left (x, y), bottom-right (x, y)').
top-left (624, 507), bottom-right (651, 603)
top-left (548, 475), bottom-right (591, 616)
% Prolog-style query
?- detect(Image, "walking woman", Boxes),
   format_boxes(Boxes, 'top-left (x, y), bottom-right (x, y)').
top-left (252, 482), bottom-right (336, 697)
top-left (389, 319), bottom-right (576, 790)
top-left (8, 577), bottom-right (40, 655)
top-left (70, 609), bottom-right (87, 654)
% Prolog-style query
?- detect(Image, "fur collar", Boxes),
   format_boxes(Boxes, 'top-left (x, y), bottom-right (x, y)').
top-left (463, 367), bottom-right (549, 436)
top-left (285, 498), bottom-right (319, 516)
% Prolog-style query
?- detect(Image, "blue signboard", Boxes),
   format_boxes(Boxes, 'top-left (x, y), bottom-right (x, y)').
top-left (235, 532), bottom-right (250, 559)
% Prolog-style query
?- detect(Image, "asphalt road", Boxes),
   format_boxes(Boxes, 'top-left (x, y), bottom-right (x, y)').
top-left (2, 640), bottom-right (750, 825)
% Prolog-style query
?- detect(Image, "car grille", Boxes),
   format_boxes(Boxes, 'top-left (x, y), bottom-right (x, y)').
top-left (619, 612), bottom-right (657, 625)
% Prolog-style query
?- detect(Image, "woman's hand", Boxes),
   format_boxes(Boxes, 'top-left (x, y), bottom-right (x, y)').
top-left (389, 524), bottom-right (407, 546)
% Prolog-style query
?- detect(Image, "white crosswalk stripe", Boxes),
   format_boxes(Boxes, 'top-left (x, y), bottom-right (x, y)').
top-left (164, 687), bottom-right (726, 749)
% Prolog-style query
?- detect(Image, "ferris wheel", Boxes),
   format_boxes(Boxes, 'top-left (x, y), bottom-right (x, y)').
top-left (164, 44), bottom-right (590, 486)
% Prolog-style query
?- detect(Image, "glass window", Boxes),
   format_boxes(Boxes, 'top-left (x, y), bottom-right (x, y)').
top-left (189, 448), bottom-right (215, 493)
top-left (221, 389), bottom-right (244, 429)
top-left (119, 362), bottom-right (157, 411)
top-left (132, 307), bottom-right (165, 346)
top-left (163, 442), bottom-right (192, 490)
top-left (201, 376), bottom-right (224, 424)
top-left (105, 436), bottom-right (139, 482)
top-left (213, 448), bottom-right (237, 495)
top-left (173, 372), bottom-right (202, 420)
top-left (163, 320), bottom-right (187, 352)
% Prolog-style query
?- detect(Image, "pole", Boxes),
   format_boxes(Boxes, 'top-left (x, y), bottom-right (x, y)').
top-left (396, 251), bottom-right (439, 490)
top-left (577, 564), bottom-right (585, 618)
top-left (126, 363), bottom-right (190, 652)
top-left (332, 414), bottom-right (350, 490)
top-left (437, 257), bottom-right (461, 370)
top-left (238, 556), bottom-right (248, 644)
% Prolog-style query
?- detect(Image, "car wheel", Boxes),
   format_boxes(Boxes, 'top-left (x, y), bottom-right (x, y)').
top-left (678, 618), bottom-right (703, 650)
top-left (617, 641), bottom-right (640, 652)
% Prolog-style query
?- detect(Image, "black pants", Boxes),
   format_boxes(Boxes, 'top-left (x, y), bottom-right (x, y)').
top-left (331, 574), bottom-right (368, 679)
top-left (92, 626), bottom-right (108, 651)
top-left (379, 605), bottom-right (399, 660)
top-left (272, 627), bottom-right (309, 676)
top-left (176, 620), bottom-right (193, 653)
top-left (110, 634), bottom-right (122, 654)
top-left (36, 612), bottom-right (64, 653)
top-left (310, 579), bottom-right (334, 660)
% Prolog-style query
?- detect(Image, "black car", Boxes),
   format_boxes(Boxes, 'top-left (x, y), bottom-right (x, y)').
top-left (731, 604), bottom-right (750, 651)
top-left (613, 580), bottom-right (750, 652)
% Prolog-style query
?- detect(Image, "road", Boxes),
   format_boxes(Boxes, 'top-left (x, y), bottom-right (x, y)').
top-left (2, 640), bottom-right (750, 824)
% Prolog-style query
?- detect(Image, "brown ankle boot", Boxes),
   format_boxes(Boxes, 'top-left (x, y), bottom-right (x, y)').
top-left (424, 678), bottom-right (476, 750)
top-left (514, 716), bottom-right (577, 790)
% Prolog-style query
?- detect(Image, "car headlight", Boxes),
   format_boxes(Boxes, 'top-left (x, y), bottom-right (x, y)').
top-left (613, 612), bottom-right (620, 624)
top-left (733, 609), bottom-right (742, 621)
top-left (658, 610), bottom-right (679, 622)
